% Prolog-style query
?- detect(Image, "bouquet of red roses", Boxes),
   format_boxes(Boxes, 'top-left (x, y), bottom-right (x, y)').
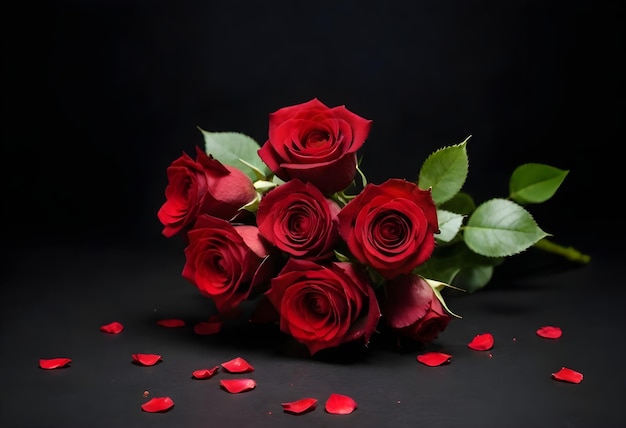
top-left (157, 98), bottom-right (588, 355)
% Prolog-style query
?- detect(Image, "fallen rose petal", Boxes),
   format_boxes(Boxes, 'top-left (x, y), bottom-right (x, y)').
top-left (468, 333), bottom-right (494, 351)
top-left (156, 318), bottom-right (186, 328)
top-left (192, 366), bottom-right (219, 379)
top-left (537, 326), bottom-right (562, 339)
top-left (220, 378), bottom-right (256, 393)
top-left (552, 367), bottom-right (583, 384)
top-left (141, 396), bottom-right (175, 412)
top-left (194, 318), bottom-right (222, 335)
top-left (325, 393), bottom-right (357, 415)
top-left (281, 398), bottom-right (318, 415)
top-left (39, 358), bottom-right (72, 370)
top-left (221, 357), bottom-right (254, 373)
top-left (99, 321), bottom-right (124, 334)
top-left (132, 353), bottom-right (162, 366)
top-left (417, 352), bottom-right (452, 367)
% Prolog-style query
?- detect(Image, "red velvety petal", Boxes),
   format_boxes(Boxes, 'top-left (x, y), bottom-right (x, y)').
top-left (417, 352), bottom-right (452, 367)
top-left (194, 318), bottom-right (222, 335)
top-left (192, 366), bottom-right (219, 379)
top-left (221, 357), bottom-right (254, 373)
top-left (325, 393), bottom-right (357, 415)
top-left (132, 353), bottom-right (162, 366)
top-left (536, 325), bottom-right (562, 339)
top-left (39, 358), bottom-right (72, 369)
top-left (552, 367), bottom-right (583, 384)
top-left (141, 396), bottom-right (175, 412)
top-left (99, 321), bottom-right (124, 334)
top-left (281, 398), bottom-right (318, 415)
top-left (220, 378), bottom-right (257, 393)
top-left (156, 318), bottom-right (186, 328)
top-left (468, 333), bottom-right (494, 351)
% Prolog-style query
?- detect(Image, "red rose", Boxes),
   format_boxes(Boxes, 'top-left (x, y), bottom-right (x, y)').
top-left (258, 98), bottom-right (372, 194)
top-left (256, 179), bottom-right (340, 261)
top-left (382, 274), bottom-right (451, 343)
top-left (182, 214), bottom-right (275, 315)
top-left (265, 258), bottom-right (381, 355)
top-left (157, 147), bottom-right (257, 238)
top-left (337, 178), bottom-right (439, 279)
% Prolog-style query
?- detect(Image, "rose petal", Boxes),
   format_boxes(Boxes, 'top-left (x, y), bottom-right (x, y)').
top-left (132, 353), bottom-right (162, 366)
top-left (552, 367), bottom-right (583, 384)
top-left (220, 378), bottom-right (257, 393)
top-left (156, 318), bottom-right (186, 328)
top-left (536, 326), bottom-right (562, 339)
top-left (281, 398), bottom-right (318, 415)
top-left (192, 366), bottom-right (219, 379)
top-left (468, 333), bottom-right (494, 351)
top-left (99, 321), bottom-right (124, 334)
top-left (39, 358), bottom-right (72, 370)
top-left (221, 357), bottom-right (254, 373)
top-left (417, 352), bottom-right (452, 367)
top-left (141, 396), bottom-right (175, 412)
top-left (194, 318), bottom-right (222, 335)
top-left (325, 393), bottom-right (357, 415)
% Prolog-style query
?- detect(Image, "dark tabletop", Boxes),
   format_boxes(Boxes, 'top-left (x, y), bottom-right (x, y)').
top-left (1, 240), bottom-right (623, 428)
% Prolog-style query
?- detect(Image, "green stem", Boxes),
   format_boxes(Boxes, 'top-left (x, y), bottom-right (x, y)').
top-left (533, 238), bottom-right (591, 264)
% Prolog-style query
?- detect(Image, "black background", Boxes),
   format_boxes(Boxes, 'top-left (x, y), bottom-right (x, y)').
top-left (4, 0), bottom-right (622, 255)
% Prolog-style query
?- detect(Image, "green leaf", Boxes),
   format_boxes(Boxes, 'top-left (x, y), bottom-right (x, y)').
top-left (509, 163), bottom-right (569, 204)
top-left (438, 191), bottom-right (476, 215)
top-left (435, 209), bottom-right (465, 243)
top-left (199, 128), bottom-right (271, 181)
top-left (453, 265), bottom-right (494, 293)
top-left (464, 198), bottom-right (550, 257)
top-left (418, 136), bottom-right (470, 205)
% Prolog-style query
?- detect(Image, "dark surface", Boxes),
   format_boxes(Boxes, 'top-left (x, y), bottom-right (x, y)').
top-left (2, 1), bottom-right (624, 427)
top-left (1, 244), bottom-right (624, 428)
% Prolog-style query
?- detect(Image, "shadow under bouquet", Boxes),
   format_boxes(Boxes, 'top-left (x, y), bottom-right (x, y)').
top-left (157, 98), bottom-right (589, 356)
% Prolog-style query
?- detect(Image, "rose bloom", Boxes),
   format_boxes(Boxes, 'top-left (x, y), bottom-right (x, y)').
top-left (157, 147), bottom-right (257, 238)
top-left (382, 274), bottom-right (451, 343)
top-left (256, 179), bottom-right (341, 261)
top-left (257, 98), bottom-right (372, 194)
top-left (182, 214), bottom-right (275, 315)
top-left (337, 178), bottom-right (439, 279)
top-left (265, 258), bottom-right (381, 355)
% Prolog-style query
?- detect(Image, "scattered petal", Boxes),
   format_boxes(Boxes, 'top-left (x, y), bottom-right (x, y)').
top-left (143, 390), bottom-right (150, 397)
top-left (192, 366), bottom-right (219, 379)
top-left (325, 393), bottom-right (357, 415)
top-left (468, 333), bottom-right (494, 351)
top-left (132, 353), bottom-right (162, 366)
top-left (281, 398), bottom-right (318, 415)
top-left (417, 352), bottom-right (452, 367)
top-left (99, 321), bottom-right (124, 334)
top-left (552, 367), bottom-right (583, 384)
top-left (221, 357), bottom-right (254, 373)
top-left (39, 358), bottom-right (72, 370)
top-left (220, 378), bottom-right (257, 393)
top-left (537, 326), bottom-right (562, 339)
top-left (194, 317), bottom-right (222, 335)
top-left (157, 318), bottom-right (186, 328)
top-left (141, 396), bottom-right (174, 413)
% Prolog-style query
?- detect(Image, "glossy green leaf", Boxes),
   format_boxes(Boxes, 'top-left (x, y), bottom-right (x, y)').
top-left (418, 136), bottom-right (470, 205)
top-left (453, 265), bottom-right (494, 293)
top-left (509, 163), bottom-right (569, 204)
top-left (436, 209), bottom-right (465, 243)
top-left (199, 128), bottom-right (271, 181)
top-left (464, 198), bottom-right (550, 257)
